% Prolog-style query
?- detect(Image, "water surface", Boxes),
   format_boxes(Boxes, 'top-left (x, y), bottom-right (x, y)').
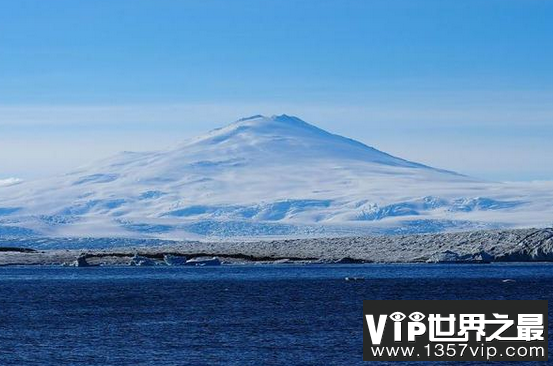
top-left (0, 264), bottom-right (550, 365)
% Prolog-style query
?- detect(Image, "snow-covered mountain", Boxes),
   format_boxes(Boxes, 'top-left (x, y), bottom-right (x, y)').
top-left (1, 114), bottom-right (552, 239)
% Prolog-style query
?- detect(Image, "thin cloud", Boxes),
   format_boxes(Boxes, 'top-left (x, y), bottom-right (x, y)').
top-left (0, 92), bottom-right (552, 128)
top-left (0, 178), bottom-right (22, 187)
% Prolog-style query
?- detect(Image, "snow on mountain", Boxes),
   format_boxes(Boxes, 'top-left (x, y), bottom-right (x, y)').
top-left (0, 114), bottom-right (552, 240)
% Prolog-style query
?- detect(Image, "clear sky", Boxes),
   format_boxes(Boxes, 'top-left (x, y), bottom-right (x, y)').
top-left (1, 0), bottom-right (552, 181)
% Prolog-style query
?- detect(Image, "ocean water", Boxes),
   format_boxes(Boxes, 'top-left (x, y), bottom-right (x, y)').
top-left (0, 263), bottom-right (550, 365)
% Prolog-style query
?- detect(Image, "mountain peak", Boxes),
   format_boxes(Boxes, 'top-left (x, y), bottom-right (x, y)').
top-left (189, 114), bottom-right (323, 146)
top-left (270, 114), bottom-right (303, 123)
top-left (234, 114), bottom-right (309, 128)
top-left (181, 114), bottom-right (451, 173)
top-left (236, 114), bottom-right (301, 123)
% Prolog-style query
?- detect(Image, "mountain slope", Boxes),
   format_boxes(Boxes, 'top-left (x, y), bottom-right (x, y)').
top-left (0, 115), bottom-right (551, 240)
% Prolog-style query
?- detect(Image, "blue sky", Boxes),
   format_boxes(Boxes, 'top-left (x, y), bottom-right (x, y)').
top-left (1, 0), bottom-right (552, 181)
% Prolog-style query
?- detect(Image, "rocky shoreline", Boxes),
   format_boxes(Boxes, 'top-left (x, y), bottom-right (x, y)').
top-left (0, 228), bottom-right (552, 266)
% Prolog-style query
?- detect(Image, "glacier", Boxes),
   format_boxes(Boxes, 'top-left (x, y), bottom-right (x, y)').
top-left (0, 114), bottom-right (552, 240)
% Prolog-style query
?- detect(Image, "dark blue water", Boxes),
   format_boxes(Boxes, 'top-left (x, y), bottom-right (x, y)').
top-left (0, 263), bottom-right (551, 365)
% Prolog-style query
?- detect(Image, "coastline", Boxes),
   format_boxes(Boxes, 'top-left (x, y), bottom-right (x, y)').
top-left (0, 227), bottom-right (551, 266)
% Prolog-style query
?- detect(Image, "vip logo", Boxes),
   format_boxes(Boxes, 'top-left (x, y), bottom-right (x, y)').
top-left (366, 311), bottom-right (428, 344)
top-left (366, 311), bottom-right (544, 344)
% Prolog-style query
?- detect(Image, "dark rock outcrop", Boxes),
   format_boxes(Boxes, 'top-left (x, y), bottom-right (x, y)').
top-left (72, 254), bottom-right (90, 267)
